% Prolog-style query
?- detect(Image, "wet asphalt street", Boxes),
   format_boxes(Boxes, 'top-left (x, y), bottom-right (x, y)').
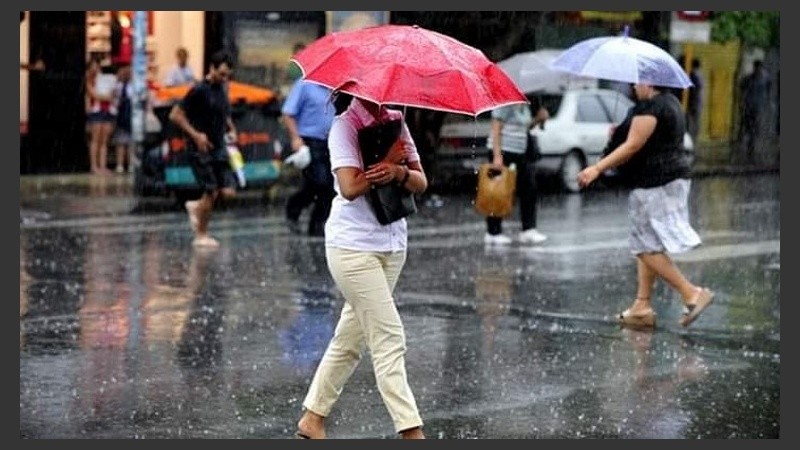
top-left (20, 173), bottom-right (779, 438)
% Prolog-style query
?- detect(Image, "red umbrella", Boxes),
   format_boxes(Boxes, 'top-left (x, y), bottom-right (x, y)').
top-left (292, 24), bottom-right (527, 116)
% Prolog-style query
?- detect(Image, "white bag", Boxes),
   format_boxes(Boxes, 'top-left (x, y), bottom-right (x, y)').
top-left (145, 108), bottom-right (162, 133)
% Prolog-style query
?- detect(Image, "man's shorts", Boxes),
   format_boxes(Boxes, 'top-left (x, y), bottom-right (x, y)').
top-left (188, 151), bottom-right (236, 194)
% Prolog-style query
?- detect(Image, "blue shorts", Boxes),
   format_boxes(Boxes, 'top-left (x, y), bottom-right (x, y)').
top-left (87, 111), bottom-right (115, 123)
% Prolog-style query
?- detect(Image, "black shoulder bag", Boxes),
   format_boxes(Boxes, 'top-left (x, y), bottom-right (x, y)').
top-left (357, 119), bottom-right (417, 225)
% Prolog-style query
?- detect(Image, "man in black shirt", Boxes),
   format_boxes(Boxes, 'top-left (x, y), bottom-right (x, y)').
top-left (169, 50), bottom-right (237, 247)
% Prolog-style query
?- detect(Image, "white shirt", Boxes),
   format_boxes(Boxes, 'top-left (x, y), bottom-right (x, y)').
top-left (325, 99), bottom-right (420, 252)
top-left (164, 65), bottom-right (196, 87)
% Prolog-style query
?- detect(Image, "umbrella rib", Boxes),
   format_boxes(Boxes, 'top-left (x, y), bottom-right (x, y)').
top-left (378, 64), bottom-right (401, 105)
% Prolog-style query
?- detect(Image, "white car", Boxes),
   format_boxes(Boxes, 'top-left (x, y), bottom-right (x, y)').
top-left (434, 88), bottom-right (694, 192)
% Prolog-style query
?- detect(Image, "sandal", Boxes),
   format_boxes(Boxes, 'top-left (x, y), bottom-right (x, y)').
top-left (680, 288), bottom-right (714, 327)
top-left (618, 298), bottom-right (656, 328)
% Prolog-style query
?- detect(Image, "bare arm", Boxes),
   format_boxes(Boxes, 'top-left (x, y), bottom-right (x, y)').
top-left (490, 119), bottom-right (503, 167)
top-left (398, 160), bottom-right (427, 194)
top-left (226, 116), bottom-right (237, 137)
top-left (337, 137), bottom-right (429, 201)
top-left (282, 115), bottom-right (304, 151)
top-left (338, 159), bottom-right (428, 202)
top-left (577, 114), bottom-right (656, 188)
top-left (335, 167), bottom-right (372, 201)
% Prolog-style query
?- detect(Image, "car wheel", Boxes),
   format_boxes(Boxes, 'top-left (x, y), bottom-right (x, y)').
top-left (560, 150), bottom-right (585, 193)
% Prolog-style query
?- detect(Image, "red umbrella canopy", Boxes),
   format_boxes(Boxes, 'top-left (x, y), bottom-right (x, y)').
top-left (292, 24), bottom-right (527, 116)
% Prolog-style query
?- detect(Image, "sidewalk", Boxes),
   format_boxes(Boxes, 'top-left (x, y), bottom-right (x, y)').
top-left (20, 139), bottom-right (779, 206)
top-left (692, 138), bottom-right (780, 177)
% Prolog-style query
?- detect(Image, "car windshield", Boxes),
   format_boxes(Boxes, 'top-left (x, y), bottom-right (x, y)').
top-left (532, 93), bottom-right (563, 115)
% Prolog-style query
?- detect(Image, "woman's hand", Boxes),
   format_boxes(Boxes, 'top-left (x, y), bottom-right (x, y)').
top-left (364, 162), bottom-right (400, 186)
top-left (577, 165), bottom-right (601, 189)
top-left (491, 153), bottom-right (504, 170)
top-left (384, 140), bottom-right (407, 165)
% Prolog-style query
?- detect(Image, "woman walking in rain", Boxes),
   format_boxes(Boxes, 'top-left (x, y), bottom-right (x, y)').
top-left (577, 82), bottom-right (713, 328)
top-left (295, 97), bottom-right (427, 439)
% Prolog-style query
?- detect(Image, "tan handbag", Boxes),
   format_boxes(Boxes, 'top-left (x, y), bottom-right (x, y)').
top-left (475, 163), bottom-right (516, 218)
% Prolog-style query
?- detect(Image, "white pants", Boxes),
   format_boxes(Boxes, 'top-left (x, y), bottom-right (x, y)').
top-left (303, 247), bottom-right (423, 433)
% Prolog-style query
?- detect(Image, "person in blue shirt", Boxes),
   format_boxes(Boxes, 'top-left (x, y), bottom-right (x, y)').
top-left (164, 47), bottom-right (197, 87)
top-left (282, 80), bottom-right (336, 236)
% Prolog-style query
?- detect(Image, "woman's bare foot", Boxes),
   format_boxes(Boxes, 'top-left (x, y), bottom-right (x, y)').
top-left (297, 410), bottom-right (326, 439)
top-left (400, 426), bottom-right (425, 439)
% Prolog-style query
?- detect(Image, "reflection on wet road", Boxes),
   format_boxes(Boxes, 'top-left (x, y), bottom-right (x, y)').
top-left (20, 174), bottom-right (779, 438)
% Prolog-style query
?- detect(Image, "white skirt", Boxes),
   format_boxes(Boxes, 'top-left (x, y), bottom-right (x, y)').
top-left (628, 178), bottom-right (701, 255)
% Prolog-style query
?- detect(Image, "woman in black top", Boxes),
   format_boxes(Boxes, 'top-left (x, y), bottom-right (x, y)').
top-left (577, 83), bottom-right (713, 328)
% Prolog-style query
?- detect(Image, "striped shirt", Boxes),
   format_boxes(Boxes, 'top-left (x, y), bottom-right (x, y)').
top-left (487, 103), bottom-right (532, 155)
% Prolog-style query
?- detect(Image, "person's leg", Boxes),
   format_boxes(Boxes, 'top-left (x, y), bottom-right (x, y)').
top-left (638, 252), bottom-right (700, 303)
top-left (635, 257), bottom-right (657, 304)
top-left (514, 157), bottom-right (547, 244)
top-left (371, 251), bottom-right (424, 435)
top-left (328, 248), bottom-right (424, 436)
top-left (298, 248), bottom-right (371, 438)
top-left (381, 251), bottom-right (425, 439)
top-left (299, 299), bottom-right (366, 438)
top-left (115, 142), bottom-right (127, 173)
top-left (638, 252), bottom-right (713, 326)
top-left (98, 121), bottom-right (114, 174)
top-left (486, 217), bottom-right (502, 235)
top-left (308, 185), bottom-right (335, 236)
top-left (624, 257), bottom-right (657, 313)
top-left (618, 256), bottom-right (658, 327)
top-left (88, 122), bottom-right (101, 173)
top-left (306, 141), bottom-right (335, 236)
top-left (214, 161), bottom-right (238, 201)
top-left (743, 112), bottom-right (757, 163)
top-left (285, 175), bottom-right (316, 227)
top-left (126, 141), bottom-right (135, 173)
top-left (186, 154), bottom-right (221, 246)
top-left (189, 190), bottom-right (218, 246)
top-left (308, 174), bottom-right (335, 236)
